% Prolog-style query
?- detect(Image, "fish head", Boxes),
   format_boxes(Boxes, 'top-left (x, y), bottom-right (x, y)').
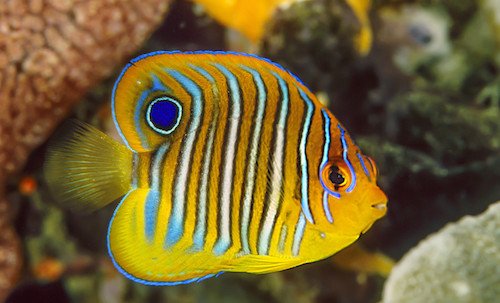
top-left (308, 119), bottom-right (388, 239)
top-left (318, 153), bottom-right (387, 235)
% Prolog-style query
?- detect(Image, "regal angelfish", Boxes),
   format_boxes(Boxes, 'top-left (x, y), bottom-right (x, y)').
top-left (45, 51), bottom-right (388, 285)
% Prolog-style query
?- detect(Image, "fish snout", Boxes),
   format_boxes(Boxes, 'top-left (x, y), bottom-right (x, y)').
top-left (370, 188), bottom-right (388, 217)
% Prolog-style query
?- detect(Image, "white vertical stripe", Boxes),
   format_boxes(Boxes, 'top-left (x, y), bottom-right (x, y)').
top-left (239, 66), bottom-right (266, 254)
top-left (165, 70), bottom-right (202, 247)
top-left (213, 64), bottom-right (241, 255)
top-left (258, 71), bottom-right (288, 255)
top-left (192, 118), bottom-right (217, 250)
top-left (191, 66), bottom-right (217, 251)
top-left (144, 142), bottom-right (169, 241)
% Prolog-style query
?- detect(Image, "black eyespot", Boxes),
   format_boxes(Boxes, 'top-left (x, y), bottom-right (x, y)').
top-left (146, 96), bottom-right (182, 135)
top-left (329, 165), bottom-right (345, 189)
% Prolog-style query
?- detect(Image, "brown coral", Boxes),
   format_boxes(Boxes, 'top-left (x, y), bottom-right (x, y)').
top-left (0, 0), bottom-right (171, 299)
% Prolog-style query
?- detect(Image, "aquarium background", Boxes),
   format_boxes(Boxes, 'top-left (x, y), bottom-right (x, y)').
top-left (1, 0), bottom-right (499, 302)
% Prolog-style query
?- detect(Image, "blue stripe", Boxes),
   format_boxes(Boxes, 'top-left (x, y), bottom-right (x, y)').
top-left (322, 192), bottom-right (334, 223)
top-left (112, 73), bottom-right (169, 151)
top-left (320, 110), bottom-right (331, 168)
top-left (128, 50), bottom-right (306, 86)
top-left (144, 190), bottom-right (160, 241)
top-left (320, 110), bottom-right (336, 223)
top-left (213, 63), bottom-right (241, 116)
top-left (165, 69), bottom-right (203, 247)
top-left (239, 65), bottom-right (266, 254)
top-left (134, 89), bottom-right (152, 149)
top-left (357, 152), bottom-right (371, 179)
top-left (338, 124), bottom-right (357, 193)
top-left (135, 76), bottom-right (169, 148)
top-left (144, 143), bottom-right (169, 241)
top-left (111, 63), bottom-right (134, 151)
top-left (189, 64), bottom-right (215, 82)
top-left (319, 110), bottom-right (341, 199)
top-left (292, 213), bottom-right (306, 256)
top-left (271, 71), bottom-right (289, 127)
top-left (298, 88), bottom-right (315, 223)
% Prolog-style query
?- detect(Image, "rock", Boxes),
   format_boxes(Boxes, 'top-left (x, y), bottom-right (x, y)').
top-left (382, 201), bottom-right (500, 303)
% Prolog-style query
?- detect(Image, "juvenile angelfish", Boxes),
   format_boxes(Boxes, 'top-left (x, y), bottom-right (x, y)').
top-left (45, 51), bottom-right (388, 285)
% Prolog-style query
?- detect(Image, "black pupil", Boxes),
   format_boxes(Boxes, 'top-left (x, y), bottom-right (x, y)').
top-left (329, 166), bottom-right (345, 186)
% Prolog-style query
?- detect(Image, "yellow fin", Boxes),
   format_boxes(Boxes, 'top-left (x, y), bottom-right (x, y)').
top-left (229, 254), bottom-right (301, 274)
top-left (331, 243), bottom-right (395, 277)
top-left (193, 0), bottom-right (296, 42)
top-left (345, 0), bottom-right (373, 55)
top-left (44, 120), bottom-right (133, 211)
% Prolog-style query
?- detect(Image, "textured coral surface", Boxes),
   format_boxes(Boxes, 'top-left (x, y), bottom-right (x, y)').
top-left (0, 0), bottom-right (170, 300)
top-left (383, 202), bottom-right (500, 303)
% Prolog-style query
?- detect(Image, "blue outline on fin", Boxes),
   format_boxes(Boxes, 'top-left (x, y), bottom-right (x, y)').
top-left (107, 192), bottom-right (223, 286)
top-left (127, 50), bottom-right (306, 85)
top-left (109, 50), bottom-right (307, 284)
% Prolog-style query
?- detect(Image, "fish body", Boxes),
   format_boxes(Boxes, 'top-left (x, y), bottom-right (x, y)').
top-left (45, 51), bottom-right (387, 285)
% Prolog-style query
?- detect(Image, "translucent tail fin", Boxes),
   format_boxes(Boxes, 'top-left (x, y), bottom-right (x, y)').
top-left (44, 120), bottom-right (133, 211)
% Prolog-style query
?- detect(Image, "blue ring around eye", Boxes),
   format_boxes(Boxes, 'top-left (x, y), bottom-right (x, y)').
top-left (146, 97), bottom-right (182, 135)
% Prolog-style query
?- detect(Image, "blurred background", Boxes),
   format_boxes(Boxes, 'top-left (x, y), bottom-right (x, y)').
top-left (1, 0), bottom-right (499, 302)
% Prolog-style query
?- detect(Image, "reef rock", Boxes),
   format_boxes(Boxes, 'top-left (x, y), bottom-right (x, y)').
top-left (0, 0), bottom-right (171, 300)
top-left (382, 201), bottom-right (500, 303)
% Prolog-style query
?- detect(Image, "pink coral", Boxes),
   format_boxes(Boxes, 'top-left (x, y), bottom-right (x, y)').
top-left (0, 0), bottom-right (171, 299)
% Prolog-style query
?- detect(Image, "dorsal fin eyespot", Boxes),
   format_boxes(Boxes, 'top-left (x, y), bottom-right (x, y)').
top-left (146, 96), bottom-right (183, 135)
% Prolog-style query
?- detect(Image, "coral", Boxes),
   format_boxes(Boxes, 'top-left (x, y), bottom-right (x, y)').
top-left (0, 0), bottom-right (171, 300)
top-left (382, 201), bottom-right (500, 303)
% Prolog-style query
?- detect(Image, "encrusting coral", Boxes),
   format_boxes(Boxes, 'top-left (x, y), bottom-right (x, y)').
top-left (382, 201), bottom-right (500, 303)
top-left (0, 0), bottom-right (171, 300)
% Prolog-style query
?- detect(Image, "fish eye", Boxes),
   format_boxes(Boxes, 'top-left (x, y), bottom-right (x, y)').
top-left (328, 166), bottom-right (346, 188)
top-left (146, 96), bottom-right (182, 135)
top-left (320, 161), bottom-right (350, 193)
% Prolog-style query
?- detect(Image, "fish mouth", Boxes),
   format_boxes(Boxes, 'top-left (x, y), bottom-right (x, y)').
top-left (371, 203), bottom-right (387, 211)
top-left (371, 202), bottom-right (388, 219)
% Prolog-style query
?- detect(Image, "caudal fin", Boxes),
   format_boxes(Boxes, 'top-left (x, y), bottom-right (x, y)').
top-left (44, 120), bottom-right (133, 211)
